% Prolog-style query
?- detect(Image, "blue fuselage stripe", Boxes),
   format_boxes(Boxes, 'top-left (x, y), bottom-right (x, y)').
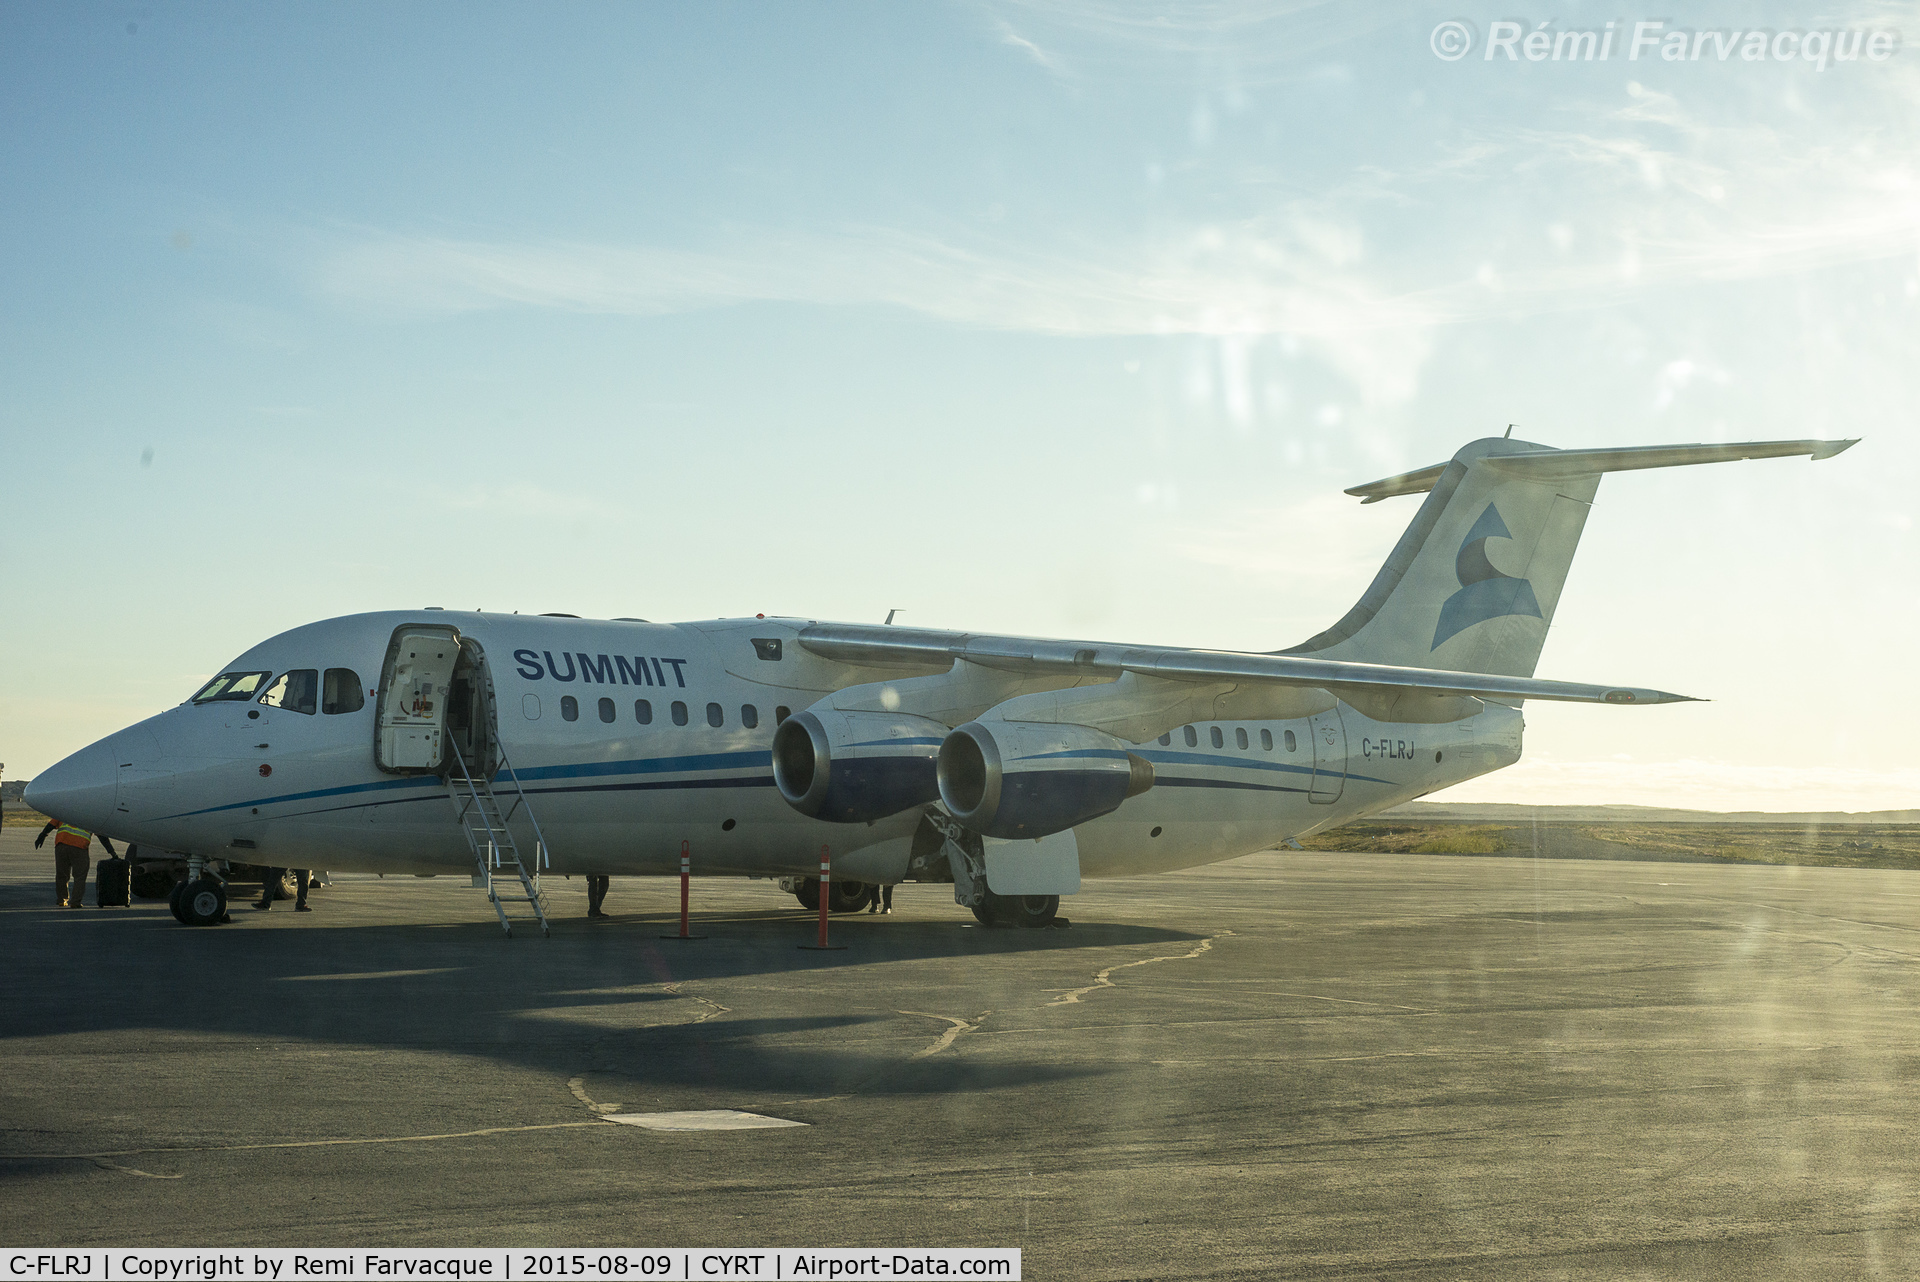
top-left (156, 749), bottom-right (775, 821)
top-left (156, 744), bottom-right (1398, 824)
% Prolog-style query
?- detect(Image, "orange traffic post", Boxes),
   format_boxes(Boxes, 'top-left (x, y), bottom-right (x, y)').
top-left (659, 839), bottom-right (706, 940)
top-left (799, 843), bottom-right (846, 951)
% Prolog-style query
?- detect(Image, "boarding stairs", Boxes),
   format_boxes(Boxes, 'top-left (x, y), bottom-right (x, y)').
top-left (445, 740), bottom-right (551, 938)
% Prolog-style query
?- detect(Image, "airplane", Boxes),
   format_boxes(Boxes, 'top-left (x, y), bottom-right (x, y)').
top-left (26, 433), bottom-right (1856, 932)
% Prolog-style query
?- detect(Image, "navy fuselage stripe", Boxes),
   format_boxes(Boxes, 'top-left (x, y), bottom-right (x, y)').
top-left (155, 775), bottom-right (440, 821)
top-left (153, 748), bottom-right (776, 820)
top-left (209, 775), bottom-right (778, 824)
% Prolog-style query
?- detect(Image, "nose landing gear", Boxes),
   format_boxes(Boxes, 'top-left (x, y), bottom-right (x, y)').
top-left (787, 878), bottom-right (874, 913)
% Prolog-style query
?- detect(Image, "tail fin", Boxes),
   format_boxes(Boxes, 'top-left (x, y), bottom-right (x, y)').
top-left (1285, 436), bottom-right (1857, 677)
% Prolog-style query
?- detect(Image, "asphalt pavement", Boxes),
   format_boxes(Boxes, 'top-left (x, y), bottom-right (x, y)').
top-left (1, 822), bottom-right (1915, 1279)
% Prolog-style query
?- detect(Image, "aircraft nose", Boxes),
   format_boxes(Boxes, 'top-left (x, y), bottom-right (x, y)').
top-left (26, 735), bottom-right (130, 834)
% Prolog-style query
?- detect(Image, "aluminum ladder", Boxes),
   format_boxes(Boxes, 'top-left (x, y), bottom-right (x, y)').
top-left (445, 739), bottom-right (551, 938)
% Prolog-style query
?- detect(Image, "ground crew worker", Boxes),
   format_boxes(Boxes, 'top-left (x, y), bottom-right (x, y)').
top-left (254, 868), bottom-right (312, 912)
top-left (34, 820), bottom-right (117, 908)
top-left (586, 874), bottom-right (610, 920)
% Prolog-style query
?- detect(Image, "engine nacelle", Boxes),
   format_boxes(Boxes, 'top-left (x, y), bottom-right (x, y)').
top-left (771, 709), bottom-right (949, 823)
top-left (936, 720), bottom-right (1154, 840)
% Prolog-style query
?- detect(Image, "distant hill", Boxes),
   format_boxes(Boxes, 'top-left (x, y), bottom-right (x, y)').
top-left (1384, 801), bottom-right (1920, 825)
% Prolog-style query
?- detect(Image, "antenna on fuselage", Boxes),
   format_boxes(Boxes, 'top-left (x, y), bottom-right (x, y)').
top-left (1505, 424), bottom-right (1516, 438)
top-left (884, 608), bottom-right (903, 625)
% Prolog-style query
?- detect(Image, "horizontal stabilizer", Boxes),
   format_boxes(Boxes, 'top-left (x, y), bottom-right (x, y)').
top-left (796, 624), bottom-right (1697, 707)
top-left (1345, 438), bottom-right (1857, 503)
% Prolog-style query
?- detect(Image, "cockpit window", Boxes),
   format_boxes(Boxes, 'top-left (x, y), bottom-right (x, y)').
top-left (259, 669), bottom-right (319, 715)
top-left (323, 669), bottom-right (365, 715)
top-left (190, 671), bottom-right (272, 703)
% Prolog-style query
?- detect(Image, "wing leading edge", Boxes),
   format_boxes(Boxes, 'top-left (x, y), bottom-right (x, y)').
top-left (795, 623), bottom-right (1696, 706)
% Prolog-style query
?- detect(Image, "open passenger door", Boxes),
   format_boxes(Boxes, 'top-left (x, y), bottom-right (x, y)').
top-left (375, 624), bottom-right (463, 774)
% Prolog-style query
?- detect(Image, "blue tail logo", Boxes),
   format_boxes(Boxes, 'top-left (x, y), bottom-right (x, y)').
top-left (1431, 503), bottom-right (1542, 649)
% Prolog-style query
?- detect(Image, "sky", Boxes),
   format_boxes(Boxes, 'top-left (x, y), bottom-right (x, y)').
top-left (2, 1), bottom-right (1917, 811)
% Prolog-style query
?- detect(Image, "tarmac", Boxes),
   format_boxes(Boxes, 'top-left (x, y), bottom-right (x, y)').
top-left (1, 820), bottom-right (1916, 1279)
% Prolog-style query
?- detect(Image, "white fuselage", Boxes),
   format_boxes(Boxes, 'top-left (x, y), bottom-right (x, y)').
top-left (33, 611), bottom-right (1523, 889)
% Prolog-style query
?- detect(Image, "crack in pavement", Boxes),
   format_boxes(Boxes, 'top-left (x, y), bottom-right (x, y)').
top-left (568, 1076), bottom-right (625, 1114)
top-left (662, 981), bottom-right (730, 1023)
top-left (1046, 931), bottom-right (1235, 1006)
top-left (898, 1010), bottom-right (990, 1059)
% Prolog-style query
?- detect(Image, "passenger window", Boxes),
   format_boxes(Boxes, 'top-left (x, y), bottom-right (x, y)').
top-left (775, 705), bottom-right (791, 724)
top-left (259, 670), bottom-right (318, 715)
top-left (561, 696), bottom-right (579, 721)
top-left (1285, 729), bottom-right (1297, 752)
top-left (707, 702), bottom-right (724, 728)
top-left (741, 705), bottom-right (759, 730)
top-left (1183, 725), bottom-right (1197, 747)
top-left (1158, 732), bottom-right (1171, 746)
top-left (1261, 729), bottom-right (1273, 751)
top-left (671, 701), bottom-right (688, 726)
top-left (598, 697), bottom-right (615, 724)
top-left (1210, 726), bottom-right (1224, 749)
top-left (635, 699), bottom-right (653, 725)
top-left (1236, 727), bottom-right (1249, 750)
top-left (322, 668), bottom-right (365, 715)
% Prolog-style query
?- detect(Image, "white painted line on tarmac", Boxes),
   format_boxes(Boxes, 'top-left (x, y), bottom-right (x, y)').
top-left (278, 968), bottom-right (460, 982)
top-left (6, 1120), bottom-right (610, 1176)
top-left (605, 1110), bottom-right (808, 1131)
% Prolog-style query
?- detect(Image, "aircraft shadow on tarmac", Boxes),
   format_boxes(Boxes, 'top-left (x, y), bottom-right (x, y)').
top-left (0, 885), bottom-right (1200, 1101)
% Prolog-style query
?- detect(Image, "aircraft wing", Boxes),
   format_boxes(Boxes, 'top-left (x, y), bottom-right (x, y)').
top-left (795, 623), bottom-right (1697, 706)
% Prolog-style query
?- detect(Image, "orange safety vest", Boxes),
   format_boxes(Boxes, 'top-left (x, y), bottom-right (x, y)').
top-left (53, 823), bottom-right (92, 849)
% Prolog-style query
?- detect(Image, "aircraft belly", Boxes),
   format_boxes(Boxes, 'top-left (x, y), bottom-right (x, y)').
top-left (527, 804), bottom-right (920, 879)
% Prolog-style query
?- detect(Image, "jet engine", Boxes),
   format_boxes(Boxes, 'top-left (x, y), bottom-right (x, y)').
top-left (771, 709), bottom-right (949, 823)
top-left (936, 720), bottom-right (1154, 840)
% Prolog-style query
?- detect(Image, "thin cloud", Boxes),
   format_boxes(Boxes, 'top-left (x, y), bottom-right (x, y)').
top-left (321, 221), bottom-right (1434, 335)
top-left (313, 54), bottom-right (1920, 410)
top-left (982, 0), bottom-right (1404, 82)
top-left (318, 218), bottom-right (1445, 404)
top-left (993, 18), bottom-right (1061, 72)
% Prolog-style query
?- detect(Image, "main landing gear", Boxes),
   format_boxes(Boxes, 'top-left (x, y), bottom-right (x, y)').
top-left (926, 813), bottom-right (1064, 928)
top-left (970, 892), bottom-right (1061, 929)
top-left (170, 873), bottom-right (228, 927)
